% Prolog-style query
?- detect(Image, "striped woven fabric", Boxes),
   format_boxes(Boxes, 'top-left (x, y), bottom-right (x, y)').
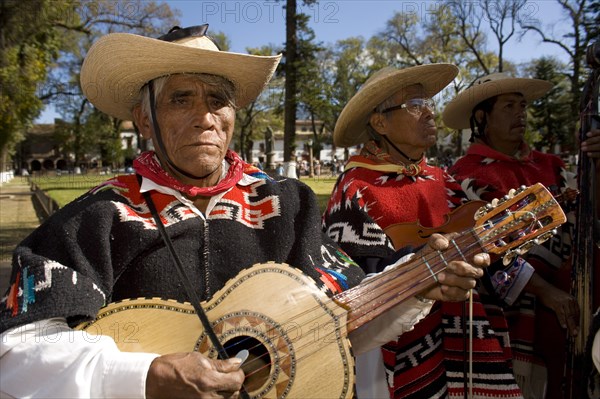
top-left (323, 153), bottom-right (523, 398)
top-left (450, 142), bottom-right (575, 398)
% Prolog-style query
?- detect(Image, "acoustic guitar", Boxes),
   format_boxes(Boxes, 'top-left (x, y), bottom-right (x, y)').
top-left (77, 183), bottom-right (566, 399)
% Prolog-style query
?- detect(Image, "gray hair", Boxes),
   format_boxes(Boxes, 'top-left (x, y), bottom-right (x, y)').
top-left (138, 73), bottom-right (237, 123)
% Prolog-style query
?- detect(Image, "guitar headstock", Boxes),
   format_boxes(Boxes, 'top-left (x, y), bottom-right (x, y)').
top-left (473, 183), bottom-right (567, 265)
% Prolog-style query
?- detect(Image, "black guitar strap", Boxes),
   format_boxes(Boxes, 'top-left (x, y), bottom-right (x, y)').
top-left (141, 189), bottom-right (228, 358)
top-left (141, 185), bottom-right (251, 398)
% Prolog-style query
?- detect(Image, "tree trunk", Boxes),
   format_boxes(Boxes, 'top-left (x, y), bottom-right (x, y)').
top-left (283, 0), bottom-right (297, 164)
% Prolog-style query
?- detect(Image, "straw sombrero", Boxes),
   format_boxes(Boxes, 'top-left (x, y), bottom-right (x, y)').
top-left (442, 73), bottom-right (553, 129)
top-left (333, 64), bottom-right (459, 148)
top-left (80, 25), bottom-right (281, 121)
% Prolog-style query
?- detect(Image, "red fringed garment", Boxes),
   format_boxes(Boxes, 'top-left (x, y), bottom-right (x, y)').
top-left (450, 142), bottom-right (574, 398)
top-left (323, 153), bottom-right (523, 399)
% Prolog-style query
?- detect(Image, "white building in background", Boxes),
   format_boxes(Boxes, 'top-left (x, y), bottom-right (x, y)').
top-left (119, 121), bottom-right (139, 154)
top-left (247, 119), bottom-right (360, 169)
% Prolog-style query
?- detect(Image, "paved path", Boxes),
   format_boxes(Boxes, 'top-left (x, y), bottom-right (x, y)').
top-left (0, 178), bottom-right (41, 293)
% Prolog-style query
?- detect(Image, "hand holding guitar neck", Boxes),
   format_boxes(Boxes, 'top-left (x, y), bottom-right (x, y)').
top-left (414, 233), bottom-right (487, 303)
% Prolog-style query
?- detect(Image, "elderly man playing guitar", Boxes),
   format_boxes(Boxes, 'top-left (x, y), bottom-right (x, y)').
top-left (0, 25), bottom-right (496, 399)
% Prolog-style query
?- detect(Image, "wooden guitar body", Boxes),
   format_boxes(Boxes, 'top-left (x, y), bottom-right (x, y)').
top-left (78, 262), bottom-right (354, 399)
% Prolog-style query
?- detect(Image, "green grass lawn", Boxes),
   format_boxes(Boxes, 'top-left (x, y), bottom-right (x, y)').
top-left (36, 173), bottom-right (338, 212)
top-left (31, 173), bottom-right (121, 207)
top-left (298, 176), bottom-right (337, 212)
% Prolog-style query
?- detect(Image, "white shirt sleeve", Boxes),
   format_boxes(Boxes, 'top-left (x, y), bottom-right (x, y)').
top-left (348, 296), bottom-right (433, 355)
top-left (349, 254), bottom-right (434, 398)
top-left (0, 318), bottom-right (159, 398)
top-left (348, 253), bottom-right (433, 355)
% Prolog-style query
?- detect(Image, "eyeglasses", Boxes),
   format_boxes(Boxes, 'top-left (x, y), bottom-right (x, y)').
top-left (380, 98), bottom-right (436, 116)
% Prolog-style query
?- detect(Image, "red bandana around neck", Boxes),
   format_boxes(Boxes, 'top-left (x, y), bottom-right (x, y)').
top-left (133, 150), bottom-right (247, 197)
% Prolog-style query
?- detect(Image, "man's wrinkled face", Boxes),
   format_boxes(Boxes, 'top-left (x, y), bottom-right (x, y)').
top-left (134, 74), bottom-right (236, 181)
top-left (371, 84), bottom-right (438, 155)
top-left (387, 85), bottom-right (437, 150)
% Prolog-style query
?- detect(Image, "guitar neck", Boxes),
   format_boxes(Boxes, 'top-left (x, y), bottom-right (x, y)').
top-left (335, 230), bottom-right (483, 333)
top-left (334, 183), bottom-right (567, 333)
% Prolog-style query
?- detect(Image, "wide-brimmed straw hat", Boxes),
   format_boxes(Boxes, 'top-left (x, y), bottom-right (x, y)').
top-left (80, 25), bottom-right (281, 121)
top-left (333, 64), bottom-right (459, 148)
top-left (442, 73), bottom-right (553, 129)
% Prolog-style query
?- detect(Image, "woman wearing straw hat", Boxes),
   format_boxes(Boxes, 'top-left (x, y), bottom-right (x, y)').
top-left (444, 72), bottom-right (600, 399)
top-left (323, 65), bottom-right (524, 399)
top-left (0, 26), bottom-right (489, 398)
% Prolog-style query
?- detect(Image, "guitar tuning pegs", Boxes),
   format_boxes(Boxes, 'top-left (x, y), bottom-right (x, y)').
top-left (515, 241), bottom-right (534, 255)
top-left (503, 250), bottom-right (517, 266)
top-left (474, 207), bottom-right (487, 220)
top-left (508, 188), bottom-right (516, 197)
top-left (533, 231), bottom-right (555, 245)
top-left (491, 198), bottom-right (499, 207)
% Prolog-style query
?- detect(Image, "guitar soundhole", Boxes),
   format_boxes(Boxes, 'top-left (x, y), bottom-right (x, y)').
top-left (195, 312), bottom-right (296, 398)
top-left (225, 336), bottom-right (271, 392)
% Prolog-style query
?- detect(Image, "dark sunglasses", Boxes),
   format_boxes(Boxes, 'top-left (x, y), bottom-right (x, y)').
top-left (158, 24), bottom-right (221, 50)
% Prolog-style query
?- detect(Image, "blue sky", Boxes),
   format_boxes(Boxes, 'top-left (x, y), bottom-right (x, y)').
top-left (37, 0), bottom-right (569, 123)
top-left (170, 0), bottom-right (569, 61)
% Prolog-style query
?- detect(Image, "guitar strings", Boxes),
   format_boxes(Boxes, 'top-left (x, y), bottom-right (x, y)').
top-left (252, 190), bottom-right (551, 350)
top-left (231, 210), bottom-right (542, 381)
top-left (259, 206), bottom-right (522, 334)
top-left (229, 227), bottom-right (502, 380)
top-left (240, 250), bottom-right (452, 382)
top-left (239, 226), bottom-right (497, 383)
top-left (225, 209), bottom-right (545, 387)
top-left (240, 218), bottom-right (541, 385)
top-left (235, 194), bottom-right (560, 388)
top-left (238, 211), bottom-right (540, 382)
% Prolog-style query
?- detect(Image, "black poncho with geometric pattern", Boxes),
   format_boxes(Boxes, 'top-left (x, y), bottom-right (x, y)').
top-left (1, 170), bottom-right (364, 333)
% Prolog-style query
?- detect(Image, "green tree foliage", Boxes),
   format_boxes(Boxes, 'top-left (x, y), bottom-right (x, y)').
top-left (91, 111), bottom-right (125, 168)
top-left (209, 31), bottom-right (231, 51)
top-left (315, 37), bottom-right (371, 159)
top-left (526, 57), bottom-right (573, 151)
top-left (330, 38), bottom-right (371, 115)
top-left (48, 0), bottom-right (178, 168)
top-left (283, 0), bottom-right (319, 164)
top-left (520, 0), bottom-right (597, 139)
top-left (1, 1), bottom-right (179, 171)
top-left (12, 0), bottom-right (592, 170)
top-left (295, 14), bottom-right (328, 158)
top-left (0, 0), bottom-right (73, 166)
